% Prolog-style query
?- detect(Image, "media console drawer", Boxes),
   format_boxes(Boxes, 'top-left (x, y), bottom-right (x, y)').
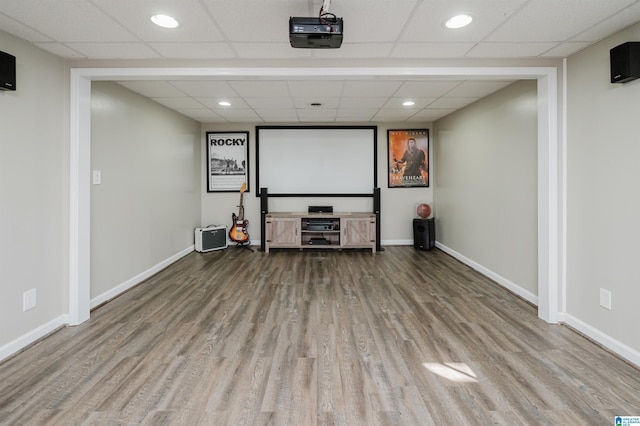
top-left (265, 212), bottom-right (375, 253)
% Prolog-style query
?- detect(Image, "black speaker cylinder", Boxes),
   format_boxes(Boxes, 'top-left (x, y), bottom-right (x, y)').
top-left (373, 187), bottom-right (382, 251)
top-left (413, 218), bottom-right (435, 250)
top-left (260, 188), bottom-right (268, 252)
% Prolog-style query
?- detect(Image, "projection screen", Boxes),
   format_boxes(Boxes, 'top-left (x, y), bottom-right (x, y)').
top-left (256, 126), bottom-right (377, 196)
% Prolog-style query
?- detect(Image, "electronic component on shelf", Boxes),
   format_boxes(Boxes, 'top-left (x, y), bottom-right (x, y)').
top-left (308, 205), bottom-right (333, 213)
top-left (308, 238), bottom-right (330, 245)
top-left (305, 220), bottom-right (338, 231)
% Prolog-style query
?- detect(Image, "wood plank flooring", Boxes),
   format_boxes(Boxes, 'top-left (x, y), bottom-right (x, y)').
top-left (1, 246), bottom-right (639, 425)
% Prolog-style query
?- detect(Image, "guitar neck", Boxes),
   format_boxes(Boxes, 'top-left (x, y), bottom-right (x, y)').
top-left (237, 193), bottom-right (244, 220)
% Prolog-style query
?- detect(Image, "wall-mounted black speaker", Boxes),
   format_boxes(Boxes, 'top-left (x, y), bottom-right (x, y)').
top-left (0, 51), bottom-right (16, 91)
top-left (413, 218), bottom-right (435, 250)
top-left (610, 42), bottom-right (640, 83)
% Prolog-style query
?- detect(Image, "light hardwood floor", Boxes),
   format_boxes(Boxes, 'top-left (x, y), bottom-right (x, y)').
top-left (1, 246), bottom-right (639, 425)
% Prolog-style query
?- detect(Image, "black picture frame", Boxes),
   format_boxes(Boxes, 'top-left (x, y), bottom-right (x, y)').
top-left (206, 131), bottom-right (250, 193)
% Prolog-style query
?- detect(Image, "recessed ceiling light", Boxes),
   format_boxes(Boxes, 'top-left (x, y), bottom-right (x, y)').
top-left (151, 14), bottom-right (179, 29)
top-left (218, 101), bottom-right (231, 106)
top-left (402, 101), bottom-right (415, 106)
top-left (445, 14), bottom-right (472, 29)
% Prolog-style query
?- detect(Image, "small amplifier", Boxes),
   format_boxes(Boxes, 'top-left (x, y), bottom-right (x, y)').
top-left (195, 226), bottom-right (228, 252)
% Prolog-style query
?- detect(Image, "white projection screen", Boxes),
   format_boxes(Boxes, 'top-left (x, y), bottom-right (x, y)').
top-left (256, 126), bottom-right (377, 196)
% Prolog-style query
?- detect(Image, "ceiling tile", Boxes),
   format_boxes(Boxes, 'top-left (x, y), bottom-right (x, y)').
top-left (394, 81), bottom-right (460, 98)
top-left (0, 15), bottom-right (52, 42)
top-left (118, 81), bottom-right (187, 98)
top-left (229, 81), bottom-right (290, 97)
top-left (293, 97), bottom-right (340, 109)
top-left (339, 97), bottom-right (388, 109)
top-left (541, 42), bottom-right (592, 58)
top-left (227, 116), bottom-right (263, 123)
top-left (198, 97), bottom-right (250, 109)
top-left (149, 42), bottom-right (236, 59)
top-left (486, 0), bottom-right (638, 42)
top-left (298, 109), bottom-right (337, 121)
top-left (201, 0), bottom-right (308, 43)
top-left (467, 42), bottom-right (559, 58)
top-left (400, 0), bottom-right (528, 43)
top-left (342, 81), bottom-right (402, 97)
top-left (95, 0), bottom-right (224, 42)
top-left (336, 109), bottom-right (378, 120)
top-left (65, 43), bottom-right (161, 59)
top-left (287, 81), bottom-right (344, 97)
top-left (391, 42), bottom-right (475, 58)
top-left (0, 0), bottom-right (137, 41)
top-left (171, 81), bottom-right (238, 98)
top-left (312, 43), bottom-right (394, 58)
top-left (570, 2), bottom-right (640, 42)
top-left (329, 0), bottom-right (416, 43)
top-left (254, 109), bottom-right (299, 121)
top-left (233, 43), bottom-right (313, 59)
top-left (33, 43), bottom-right (86, 59)
top-left (382, 98), bottom-right (436, 109)
top-left (243, 97), bottom-right (295, 109)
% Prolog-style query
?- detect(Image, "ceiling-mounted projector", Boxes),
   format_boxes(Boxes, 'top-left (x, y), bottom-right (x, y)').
top-left (289, 16), bottom-right (343, 48)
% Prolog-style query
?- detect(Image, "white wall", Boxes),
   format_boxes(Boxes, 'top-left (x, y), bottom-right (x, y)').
top-left (434, 80), bottom-right (539, 299)
top-left (565, 23), bottom-right (640, 357)
top-left (90, 82), bottom-right (201, 301)
top-left (0, 31), bottom-right (67, 353)
top-left (200, 123), bottom-right (433, 245)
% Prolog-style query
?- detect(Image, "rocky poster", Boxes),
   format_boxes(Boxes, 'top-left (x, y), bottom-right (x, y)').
top-left (206, 131), bottom-right (249, 192)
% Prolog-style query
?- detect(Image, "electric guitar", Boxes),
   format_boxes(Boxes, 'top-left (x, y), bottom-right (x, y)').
top-left (229, 182), bottom-right (250, 244)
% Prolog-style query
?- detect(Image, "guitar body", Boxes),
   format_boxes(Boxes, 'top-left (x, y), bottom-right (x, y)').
top-left (229, 182), bottom-right (250, 244)
top-left (229, 213), bottom-right (249, 243)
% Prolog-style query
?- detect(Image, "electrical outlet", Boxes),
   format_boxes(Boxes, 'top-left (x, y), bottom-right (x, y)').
top-left (23, 289), bottom-right (36, 311)
top-left (92, 170), bottom-right (101, 185)
top-left (599, 288), bottom-right (612, 310)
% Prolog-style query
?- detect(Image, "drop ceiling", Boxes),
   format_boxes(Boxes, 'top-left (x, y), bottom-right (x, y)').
top-left (2, 0), bottom-right (639, 123)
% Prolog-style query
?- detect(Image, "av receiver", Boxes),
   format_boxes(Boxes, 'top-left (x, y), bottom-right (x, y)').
top-left (306, 220), bottom-right (338, 231)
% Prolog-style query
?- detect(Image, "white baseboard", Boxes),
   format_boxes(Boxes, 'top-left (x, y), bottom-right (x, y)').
top-left (435, 242), bottom-right (538, 306)
top-left (0, 315), bottom-right (68, 362)
top-left (561, 313), bottom-right (640, 368)
top-left (90, 245), bottom-right (194, 309)
top-left (381, 239), bottom-right (413, 246)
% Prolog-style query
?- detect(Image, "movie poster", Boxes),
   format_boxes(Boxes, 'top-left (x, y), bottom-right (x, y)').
top-left (387, 129), bottom-right (429, 188)
top-left (206, 131), bottom-right (249, 192)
